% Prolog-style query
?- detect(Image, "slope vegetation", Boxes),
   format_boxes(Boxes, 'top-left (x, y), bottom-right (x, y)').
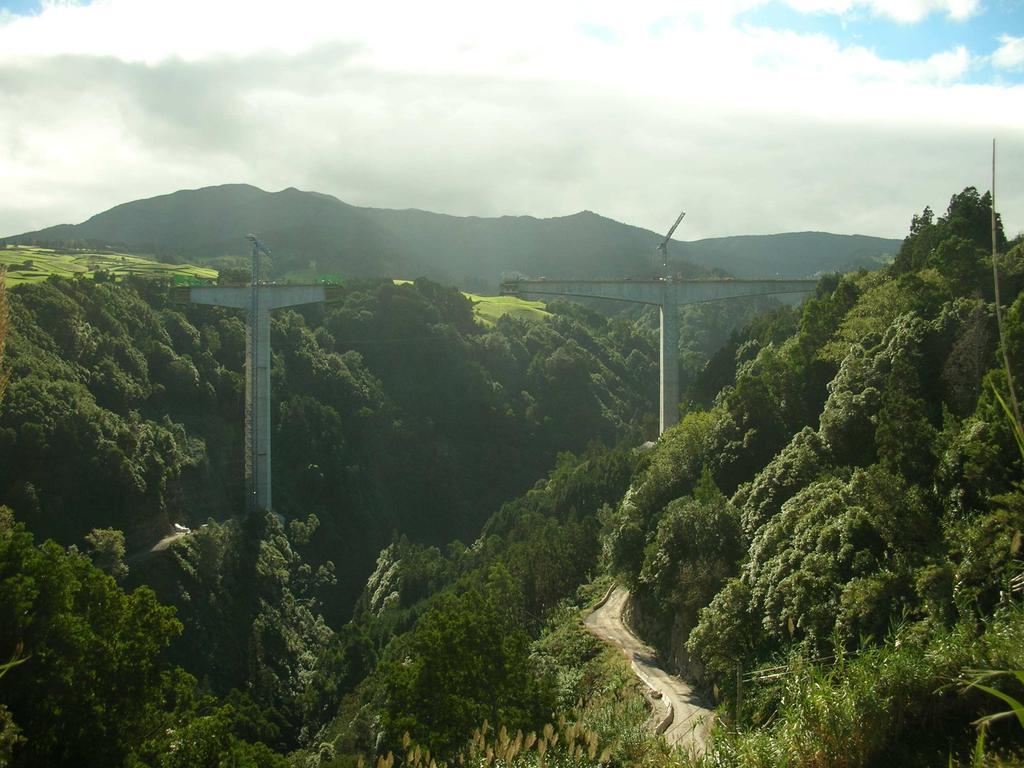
top-left (601, 186), bottom-right (1024, 766)
top-left (2, 186), bottom-right (1018, 768)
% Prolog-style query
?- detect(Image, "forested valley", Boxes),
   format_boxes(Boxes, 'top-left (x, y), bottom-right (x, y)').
top-left (1, 186), bottom-right (1023, 768)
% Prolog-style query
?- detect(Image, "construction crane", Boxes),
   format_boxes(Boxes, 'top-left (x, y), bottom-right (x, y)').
top-left (246, 234), bottom-right (271, 286)
top-left (655, 210), bottom-right (686, 277)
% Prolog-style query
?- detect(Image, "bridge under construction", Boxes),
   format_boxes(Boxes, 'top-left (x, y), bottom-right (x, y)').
top-left (175, 235), bottom-right (817, 512)
top-left (175, 236), bottom-right (342, 514)
top-left (500, 277), bottom-right (818, 434)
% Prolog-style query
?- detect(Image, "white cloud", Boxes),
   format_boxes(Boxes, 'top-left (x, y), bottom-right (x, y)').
top-left (0, 0), bottom-right (1020, 242)
top-left (993, 34), bottom-right (1024, 70)
top-left (780, 0), bottom-right (979, 22)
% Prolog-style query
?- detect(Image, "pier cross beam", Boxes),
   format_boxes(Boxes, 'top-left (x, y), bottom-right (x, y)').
top-left (175, 284), bottom-right (341, 513)
top-left (500, 278), bottom-right (817, 434)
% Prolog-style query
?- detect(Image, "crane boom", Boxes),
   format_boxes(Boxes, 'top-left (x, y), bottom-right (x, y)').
top-left (656, 210), bottom-right (686, 274)
top-left (246, 233), bottom-right (272, 258)
top-left (662, 210), bottom-right (686, 246)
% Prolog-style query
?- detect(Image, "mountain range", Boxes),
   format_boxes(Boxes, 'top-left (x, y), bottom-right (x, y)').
top-left (4, 184), bottom-right (902, 289)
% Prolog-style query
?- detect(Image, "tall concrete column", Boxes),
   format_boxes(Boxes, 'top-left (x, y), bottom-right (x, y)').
top-left (245, 307), bottom-right (272, 512)
top-left (659, 288), bottom-right (679, 433)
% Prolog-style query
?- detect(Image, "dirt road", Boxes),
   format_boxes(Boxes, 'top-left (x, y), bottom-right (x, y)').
top-left (585, 586), bottom-right (713, 755)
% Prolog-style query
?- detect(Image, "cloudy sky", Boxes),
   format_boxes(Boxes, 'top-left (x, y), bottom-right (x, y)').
top-left (1, 0), bottom-right (1022, 241)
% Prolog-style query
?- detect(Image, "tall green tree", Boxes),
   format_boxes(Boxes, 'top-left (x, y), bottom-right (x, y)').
top-left (0, 272), bottom-right (21, 766)
top-left (0, 509), bottom-right (182, 767)
top-left (84, 527), bottom-right (129, 582)
top-left (379, 564), bottom-right (555, 757)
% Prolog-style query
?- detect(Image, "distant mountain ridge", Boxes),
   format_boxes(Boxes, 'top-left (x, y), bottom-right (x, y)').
top-left (5, 184), bottom-right (902, 288)
top-left (684, 231), bottom-right (897, 279)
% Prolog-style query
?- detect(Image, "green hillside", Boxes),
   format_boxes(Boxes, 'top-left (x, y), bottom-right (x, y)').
top-left (682, 230), bottom-right (898, 278)
top-left (396, 282), bottom-right (552, 325)
top-left (2, 186), bottom-right (1021, 768)
top-left (4, 184), bottom-right (902, 289)
top-left (0, 244), bottom-right (216, 286)
top-left (301, 186), bottom-right (1024, 768)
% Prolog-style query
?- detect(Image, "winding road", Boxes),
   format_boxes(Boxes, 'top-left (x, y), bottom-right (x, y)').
top-left (585, 586), bottom-right (713, 755)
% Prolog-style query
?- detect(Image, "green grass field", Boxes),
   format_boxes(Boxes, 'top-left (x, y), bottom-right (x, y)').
top-left (462, 291), bottom-right (551, 325)
top-left (1, 252), bottom-right (548, 325)
top-left (391, 280), bottom-right (551, 325)
top-left (0, 245), bottom-right (217, 286)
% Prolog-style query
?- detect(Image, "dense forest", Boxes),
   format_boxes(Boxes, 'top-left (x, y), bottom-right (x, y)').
top-left (1, 186), bottom-right (1023, 767)
top-left (606, 187), bottom-right (1024, 765)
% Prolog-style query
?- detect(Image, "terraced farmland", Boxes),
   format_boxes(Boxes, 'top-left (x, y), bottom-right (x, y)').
top-left (0, 245), bottom-right (217, 286)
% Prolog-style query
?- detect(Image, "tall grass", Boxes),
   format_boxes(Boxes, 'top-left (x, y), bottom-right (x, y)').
top-left (691, 617), bottom-right (1014, 768)
top-left (364, 716), bottom-right (615, 768)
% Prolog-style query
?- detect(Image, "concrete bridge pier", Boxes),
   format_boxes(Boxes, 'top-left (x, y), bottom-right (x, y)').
top-left (246, 305), bottom-right (272, 512)
top-left (660, 288), bottom-right (680, 433)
